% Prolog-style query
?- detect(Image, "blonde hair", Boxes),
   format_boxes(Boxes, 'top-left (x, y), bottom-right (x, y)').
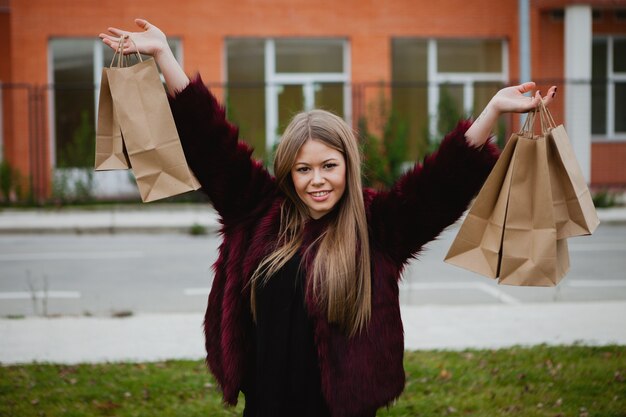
top-left (251, 109), bottom-right (372, 336)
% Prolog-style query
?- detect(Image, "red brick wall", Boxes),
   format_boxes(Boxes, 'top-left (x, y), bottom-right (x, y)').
top-left (592, 143), bottom-right (626, 186)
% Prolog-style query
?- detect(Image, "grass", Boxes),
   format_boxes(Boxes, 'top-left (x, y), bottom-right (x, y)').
top-left (1, 345), bottom-right (624, 417)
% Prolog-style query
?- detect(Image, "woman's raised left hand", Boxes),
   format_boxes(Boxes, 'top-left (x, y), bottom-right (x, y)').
top-left (490, 82), bottom-right (557, 115)
top-left (464, 82), bottom-right (557, 146)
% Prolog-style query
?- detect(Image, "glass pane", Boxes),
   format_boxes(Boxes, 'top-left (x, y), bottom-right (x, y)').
top-left (275, 39), bottom-right (343, 73)
top-left (592, 39), bottom-right (607, 134)
top-left (226, 39), bottom-right (266, 158)
top-left (438, 39), bottom-right (503, 73)
top-left (278, 85), bottom-right (305, 134)
top-left (615, 82), bottom-right (626, 133)
top-left (391, 39), bottom-right (429, 159)
top-left (474, 81), bottom-right (508, 146)
top-left (614, 39), bottom-right (626, 73)
top-left (392, 39), bottom-right (428, 82)
top-left (314, 83), bottom-right (344, 118)
top-left (51, 39), bottom-right (95, 168)
top-left (391, 85), bottom-right (428, 160)
top-left (227, 39), bottom-right (265, 82)
top-left (473, 82), bottom-right (501, 116)
top-left (438, 84), bottom-right (464, 135)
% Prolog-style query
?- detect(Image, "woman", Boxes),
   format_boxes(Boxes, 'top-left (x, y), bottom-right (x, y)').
top-left (100, 19), bottom-right (556, 417)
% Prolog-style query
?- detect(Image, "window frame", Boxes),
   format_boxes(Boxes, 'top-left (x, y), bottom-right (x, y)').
top-left (266, 38), bottom-right (351, 152)
top-left (47, 37), bottom-right (183, 167)
top-left (225, 37), bottom-right (350, 155)
top-left (592, 35), bottom-right (626, 142)
top-left (427, 38), bottom-right (509, 138)
top-left (391, 37), bottom-right (508, 140)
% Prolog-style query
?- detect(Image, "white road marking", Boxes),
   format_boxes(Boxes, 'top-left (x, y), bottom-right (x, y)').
top-left (183, 288), bottom-right (211, 296)
top-left (0, 291), bottom-right (81, 300)
top-left (0, 251), bottom-right (145, 261)
top-left (566, 280), bottom-right (626, 288)
top-left (400, 282), bottom-right (523, 305)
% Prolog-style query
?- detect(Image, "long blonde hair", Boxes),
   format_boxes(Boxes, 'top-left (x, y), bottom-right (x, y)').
top-left (250, 109), bottom-right (372, 337)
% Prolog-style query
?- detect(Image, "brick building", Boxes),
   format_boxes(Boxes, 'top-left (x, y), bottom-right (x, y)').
top-left (0, 0), bottom-right (625, 201)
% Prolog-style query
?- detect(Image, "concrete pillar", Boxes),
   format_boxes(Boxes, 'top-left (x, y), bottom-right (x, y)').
top-left (564, 5), bottom-right (592, 183)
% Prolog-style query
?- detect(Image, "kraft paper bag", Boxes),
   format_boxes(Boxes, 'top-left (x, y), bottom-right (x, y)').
top-left (541, 102), bottom-right (600, 239)
top-left (94, 67), bottom-right (131, 170)
top-left (443, 133), bottom-right (520, 278)
top-left (498, 134), bottom-right (570, 286)
top-left (94, 37), bottom-right (200, 202)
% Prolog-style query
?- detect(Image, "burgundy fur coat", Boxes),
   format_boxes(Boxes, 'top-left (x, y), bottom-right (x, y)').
top-left (168, 76), bottom-right (499, 417)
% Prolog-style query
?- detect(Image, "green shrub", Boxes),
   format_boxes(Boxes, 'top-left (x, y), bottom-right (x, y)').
top-left (592, 189), bottom-right (618, 208)
top-left (359, 109), bottom-right (410, 189)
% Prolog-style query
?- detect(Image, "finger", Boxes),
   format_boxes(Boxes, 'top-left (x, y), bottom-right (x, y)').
top-left (542, 95), bottom-right (553, 107)
top-left (516, 81), bottom-right (536, 94)
top-left (99, 33), bottom-right (119, 42)
top-left (100, 36), bottom-right (134, 54)
top-left (135, 18), bottom-right (151, 30)
top-left (107, 27), bottom-right (129, 37)
top-left (100, 38), bottom-right (118, 51)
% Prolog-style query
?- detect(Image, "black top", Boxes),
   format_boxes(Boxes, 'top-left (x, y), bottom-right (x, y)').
top-left (243, 251), bottom-right (331, 417)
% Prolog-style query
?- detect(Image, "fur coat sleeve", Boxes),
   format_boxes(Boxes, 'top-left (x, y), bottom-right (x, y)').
top-left (368, 120), bottom-right (500, 266)
top-left (168, 75), bottom-right (277, 225)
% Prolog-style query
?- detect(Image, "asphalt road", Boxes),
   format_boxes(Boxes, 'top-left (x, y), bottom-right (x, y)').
top-left (1, 224), bottom-right (625, 317)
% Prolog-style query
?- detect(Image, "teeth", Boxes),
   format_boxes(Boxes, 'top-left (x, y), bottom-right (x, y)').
top-left (311, 191), bottom-right (329, 197)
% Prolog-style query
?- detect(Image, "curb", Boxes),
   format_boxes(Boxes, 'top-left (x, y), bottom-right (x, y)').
top-left (0, 207), bottom-right (624, 234)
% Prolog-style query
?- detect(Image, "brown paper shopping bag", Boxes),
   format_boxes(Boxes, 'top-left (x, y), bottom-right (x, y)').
top-left (94, 64), bottom-right (131, 170)
top-left (541, 102), bottom-right (600, 239)
top-left (95, 36), bottom-right (200, 202)
top-left (443, 133), bottom-right (520, 278)
top-left (445, 110), bottom-right (570, 286)
top-left (498, 133), bottom-right (570, 286)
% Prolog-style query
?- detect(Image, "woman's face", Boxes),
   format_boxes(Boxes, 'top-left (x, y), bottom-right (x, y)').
top-left (291, 139), bottom-right (346, 219)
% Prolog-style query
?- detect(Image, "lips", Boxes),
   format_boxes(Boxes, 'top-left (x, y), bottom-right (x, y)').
top-left (308, 190), bottom-right (331, 202)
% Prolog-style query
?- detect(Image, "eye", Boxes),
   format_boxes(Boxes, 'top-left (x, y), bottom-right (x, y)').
top-left (296, 166), bottom-right (310, 173)
top-left (323, 163), bottom-right (338, 170)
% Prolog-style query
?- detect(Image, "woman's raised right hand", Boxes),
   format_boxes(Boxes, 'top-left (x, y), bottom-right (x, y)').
top-left (99, 18), bottom-right (168, 58)
top-left (99, 19), bottom-right (189, 93)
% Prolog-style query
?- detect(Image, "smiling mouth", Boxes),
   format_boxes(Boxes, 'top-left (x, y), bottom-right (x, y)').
top-left (309, 191), bottom-right (331, 197)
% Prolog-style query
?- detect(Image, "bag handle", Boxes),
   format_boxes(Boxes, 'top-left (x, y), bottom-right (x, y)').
top-left (109, 35), bottom-right (143, 68)
top-left (520, 107), bottom-right (537, 138)
top-left (538, 98), bottom-right (557, 130)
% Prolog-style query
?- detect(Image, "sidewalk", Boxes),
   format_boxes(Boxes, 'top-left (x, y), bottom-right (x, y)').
top-left (1, 301), bottom-right (625, 365)
top-left (0, 204), bottom-right (625, 234)
top-left (0, 204), bottom-right (221, 234)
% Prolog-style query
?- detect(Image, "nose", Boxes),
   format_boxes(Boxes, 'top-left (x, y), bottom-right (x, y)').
top-left (311, 169), bottom-right (325, 186)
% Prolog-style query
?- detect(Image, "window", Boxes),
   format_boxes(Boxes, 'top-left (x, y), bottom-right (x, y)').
top-left (50, 38), bottom-right (181, 168)
top-left (50, 39), bottom-right (95, 168)
top-left (392, 38), bottom-right (508, 159)
top-left (592, 37), bottom-right (626, 139)
top-left (226, 38), bottom-right (349, 160)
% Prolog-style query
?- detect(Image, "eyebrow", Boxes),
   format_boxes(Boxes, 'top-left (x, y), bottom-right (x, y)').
top-left (294, 158), bottom-right (339, 166)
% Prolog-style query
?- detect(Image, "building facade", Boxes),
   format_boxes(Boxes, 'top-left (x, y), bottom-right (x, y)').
top-left (0, 0), bottom-right (625, 201)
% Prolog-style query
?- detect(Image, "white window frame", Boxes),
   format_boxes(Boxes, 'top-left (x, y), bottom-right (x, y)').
top-left (592, 35), bottom-right (626, 142)
top-left (48, 38), bottom-right (183, 167)
top-left (427, 38), bottom-right (509, 138)
top-left (264, 38), bottom-right (351, 154)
